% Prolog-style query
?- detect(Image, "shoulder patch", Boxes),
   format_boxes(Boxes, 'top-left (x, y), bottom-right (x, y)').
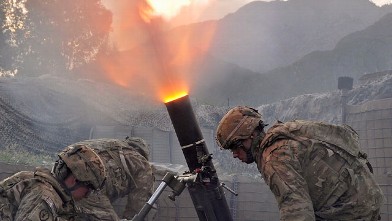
top-left (39, 209), bottom-right (50, 220)
top-left (42, 195), bottom-right (57, 217)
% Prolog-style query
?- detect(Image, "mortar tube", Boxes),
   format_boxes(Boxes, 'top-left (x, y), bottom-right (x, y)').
top-left (165, 95), bottom-right (207, 171)
top-left (165, 95), bottom-right (233, 221)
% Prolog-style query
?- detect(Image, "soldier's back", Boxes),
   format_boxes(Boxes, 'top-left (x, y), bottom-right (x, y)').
top-left (1, 168), bottom-right (76, 221)
top-left (263, 120), bottom-right (384, 220)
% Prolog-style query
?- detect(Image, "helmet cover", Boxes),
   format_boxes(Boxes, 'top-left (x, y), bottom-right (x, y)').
top-left (216, 106), bottom-right (262, 149)
top-left (58, 145), bottom-right (106, 190)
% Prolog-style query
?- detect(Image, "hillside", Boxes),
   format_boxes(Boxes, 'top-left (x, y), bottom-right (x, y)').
top-left (196, 12), bottom-right (392, 106)
top-left (207, 0), bottom-right (392, 73)
top-left (261, 12), bottom-right (392, 102)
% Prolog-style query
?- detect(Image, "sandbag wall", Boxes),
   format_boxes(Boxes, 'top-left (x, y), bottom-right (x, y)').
top-left (346, 98), bottom-right (392, 221)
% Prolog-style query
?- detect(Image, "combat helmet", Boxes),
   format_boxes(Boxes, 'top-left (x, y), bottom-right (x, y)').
top-left (53, 145), bottom-right (106, 190)
top-left (216, 106), bottom-right (263, 150)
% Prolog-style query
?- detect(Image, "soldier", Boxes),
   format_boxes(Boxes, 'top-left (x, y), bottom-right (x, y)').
top-left (216, 106), bottom-right (384, 221)
top-left (71, 137), bottom-right (154, 221)
top-left (0, 145), bottom-right (107, 221)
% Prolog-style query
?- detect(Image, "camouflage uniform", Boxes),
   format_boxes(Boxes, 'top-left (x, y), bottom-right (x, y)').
top-left (72, 137), bottom-right (154, 221)
top-left (216, 106), bottom-right (384, 221)
top-left (253, 120), bottom-right (384, 221)
top-left (0, 168), bottom-right (77, 221)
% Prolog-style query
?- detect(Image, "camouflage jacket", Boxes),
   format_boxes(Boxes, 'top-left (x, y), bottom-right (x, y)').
top-left (253, 120), bottom-right (384, 221)
top-left (0, 168), bottom-right (76, 221)
top-left (72, 138), bottom-right (154, 220)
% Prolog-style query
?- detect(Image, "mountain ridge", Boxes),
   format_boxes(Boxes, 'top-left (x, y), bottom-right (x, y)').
top-left (209, 0), bottom-right (392, 73)
top-left (193, 10), bottom-right (392, 105)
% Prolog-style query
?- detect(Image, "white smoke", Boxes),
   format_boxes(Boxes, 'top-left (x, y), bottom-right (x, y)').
top-left (371, 0), bottom-right (392, 6)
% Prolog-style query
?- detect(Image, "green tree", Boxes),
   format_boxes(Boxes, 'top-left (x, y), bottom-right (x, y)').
top-left (1, 0), bottom-right (112, 77)
top-left (0, 0), bottom-right (28, 77)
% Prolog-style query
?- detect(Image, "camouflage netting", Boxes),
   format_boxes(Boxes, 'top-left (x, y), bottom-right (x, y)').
top-left (0, 75), bottom-right (229, 154)
top-left (0, 77), bottom-right (111, 154)
top-left (0, 72), bottom-right (391, 174)
top-left (259, 71), bottom-right (392, 125)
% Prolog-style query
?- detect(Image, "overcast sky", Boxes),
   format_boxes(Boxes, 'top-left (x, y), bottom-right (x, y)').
top-left (103, 0), bottom-right (392, 26)
top-left (101, 0), bottom-right (392, 49)
top-left (197, 0), bottom-right (391, 22)
top-left (197, 0), bottom-right (260, 20)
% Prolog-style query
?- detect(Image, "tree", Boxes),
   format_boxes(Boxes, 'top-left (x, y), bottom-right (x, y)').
top-left (1, 0), bottom-right (112, 77)
top-left (0, 0), bottom-right (28, 77)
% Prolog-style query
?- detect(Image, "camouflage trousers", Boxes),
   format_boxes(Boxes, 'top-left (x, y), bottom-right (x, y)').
top-left (316, 209), bottom-right (380, 221)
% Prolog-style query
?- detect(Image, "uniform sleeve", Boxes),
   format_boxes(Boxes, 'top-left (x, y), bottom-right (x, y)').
top-left (123, 153), bottom-right (154, 219)
top-left (74, 193), bottom-right (119, 221)
top-left (261, 139), bottom-right (315, 221)
top-left (14, 189), bottom-right (55, 221)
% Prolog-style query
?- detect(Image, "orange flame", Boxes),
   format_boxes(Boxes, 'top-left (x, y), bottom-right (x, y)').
top-left (99, 0), bottom-right (215, 103)
top-left (162, 90), bottom-right (188, 103)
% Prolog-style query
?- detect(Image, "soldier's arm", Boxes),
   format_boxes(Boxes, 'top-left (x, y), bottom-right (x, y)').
top-left (262, 140), bottom-right (315, 221)
top-left (75, 193), bottom-right (119, 221)
top-left (14, 188), bottom-right (55, 221)
top-left (123, 152), bottom-right (154, 219)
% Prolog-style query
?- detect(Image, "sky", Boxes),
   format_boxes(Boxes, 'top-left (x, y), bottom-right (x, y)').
top-left (102, 0), bottom-right (261, 27)
top-left (103, 0), bottom-right (392, 27)
top-left (101, 0), bottom-right (392, 51)
top-left (186, 0), bottom-right (392, 22)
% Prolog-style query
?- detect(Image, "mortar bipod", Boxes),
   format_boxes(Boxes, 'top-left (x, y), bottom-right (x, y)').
top-left (131, 171), bottom-right (195, 221)
top-left (130, 171), bottom-right (238, 221)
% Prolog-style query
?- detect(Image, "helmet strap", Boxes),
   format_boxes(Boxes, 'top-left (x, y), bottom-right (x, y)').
top-left (247, 130), bottom-right (265, 163)
top-left (244, 148), bottom-right (255, 164)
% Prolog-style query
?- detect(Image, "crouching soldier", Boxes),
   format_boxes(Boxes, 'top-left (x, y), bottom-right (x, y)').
top-left (0, 145), bottom-right (106, 221)
top-left (216, 106), bottom-right (384, 221)
top-left (71, 137), bottom-right (154, 221)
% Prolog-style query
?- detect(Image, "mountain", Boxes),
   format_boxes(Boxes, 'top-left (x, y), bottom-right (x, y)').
top-left (208, 0), bottom-right (392, 73)
top-left (41, 0), bottom-right (392, 107)
top-left (260, 12), bottom-right (392, 101)
top-left (193, 12), bottom-right (392, 106)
